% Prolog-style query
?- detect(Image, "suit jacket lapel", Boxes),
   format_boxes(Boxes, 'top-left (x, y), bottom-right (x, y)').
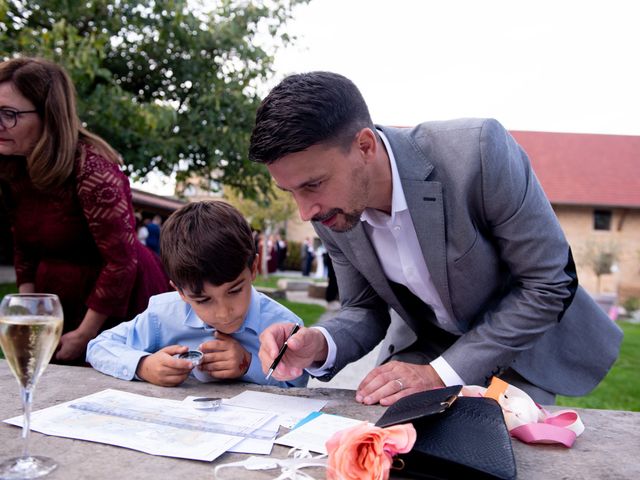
top-left (380, 126), bottom-right (455, 319)
top-left (344, 222), bottom-right (397, 300)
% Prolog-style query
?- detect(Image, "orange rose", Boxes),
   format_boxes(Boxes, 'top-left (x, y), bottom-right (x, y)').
top-left (325, 422), bottom-right (417, 480)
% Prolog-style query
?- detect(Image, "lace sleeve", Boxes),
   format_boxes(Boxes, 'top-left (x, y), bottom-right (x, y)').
top-left (75, 146), bottom-right (139, 317)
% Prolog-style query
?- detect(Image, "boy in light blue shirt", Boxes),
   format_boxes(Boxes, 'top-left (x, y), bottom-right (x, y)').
top-left (87, 201), bottom-right (307, 388)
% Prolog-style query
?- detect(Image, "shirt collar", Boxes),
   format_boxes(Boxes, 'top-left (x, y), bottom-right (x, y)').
top-left (182, 286), bottom-right (260, 335)
top-left (360, 129), bottom-right (408, 227)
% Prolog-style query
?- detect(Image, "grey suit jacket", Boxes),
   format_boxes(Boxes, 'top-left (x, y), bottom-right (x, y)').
top-left (312, 118), bottom-right (622, 396)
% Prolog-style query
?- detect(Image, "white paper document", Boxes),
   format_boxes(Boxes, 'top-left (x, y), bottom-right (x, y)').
top-left (225, 390), bottom-right (328, 429)
top-left (183, 395), bottom-right (279, 455)
top-left (275, 412), bottom-right (368, 454)
top-left (4, 389), bottom-right (276, 462)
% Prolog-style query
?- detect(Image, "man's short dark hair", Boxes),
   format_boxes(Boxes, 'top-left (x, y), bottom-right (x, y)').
top-left (160, 201), bottom-right (255, 293)
top-left (249, 71), bottom-right (374, 164)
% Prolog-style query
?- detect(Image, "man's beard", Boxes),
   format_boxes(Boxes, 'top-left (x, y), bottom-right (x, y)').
top-left (313, 208), bottom-right (362, 232)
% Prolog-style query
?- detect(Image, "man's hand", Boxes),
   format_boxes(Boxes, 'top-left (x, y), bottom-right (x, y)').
top-left (55, 328), bottom-right (93, 362)
top-left (257, 323), bottom-right (328, 380)
top-left (135, 345), bottom-right (193, 386)
top-left (355, 361), bottom-right (445, 406)
top-left (199, 332), bottom-right (251, 379)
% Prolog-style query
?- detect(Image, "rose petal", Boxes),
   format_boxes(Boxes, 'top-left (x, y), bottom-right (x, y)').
top-left (326, 422), bottom-right (415, 480)
top-left (383, 423), bottom-right (417, 455)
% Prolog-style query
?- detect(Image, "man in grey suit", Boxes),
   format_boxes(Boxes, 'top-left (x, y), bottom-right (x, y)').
top-left (250, 71), bottom-right (622, 405)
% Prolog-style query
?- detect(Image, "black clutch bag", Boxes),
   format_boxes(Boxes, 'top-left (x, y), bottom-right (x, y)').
top-left (375, 386), bottom-right (517, 480)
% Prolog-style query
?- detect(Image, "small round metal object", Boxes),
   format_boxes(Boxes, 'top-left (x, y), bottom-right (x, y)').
top-left (176, 350), bottom-right (203, 367)
top-left (394, 378), bottom-right (404, 391)
top-left (191, 397), bottom-right (222, 410)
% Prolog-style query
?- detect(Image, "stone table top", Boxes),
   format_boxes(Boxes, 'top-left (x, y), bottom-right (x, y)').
top-left (1, 360), bottom-right (639, 479)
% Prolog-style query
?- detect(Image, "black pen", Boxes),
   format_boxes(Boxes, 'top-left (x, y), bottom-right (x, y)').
top-left (265, 323), bottom-right (300, 380)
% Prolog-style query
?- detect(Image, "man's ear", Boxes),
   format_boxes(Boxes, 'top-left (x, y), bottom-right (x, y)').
top-left (356, 127), bottom-right (378, 161)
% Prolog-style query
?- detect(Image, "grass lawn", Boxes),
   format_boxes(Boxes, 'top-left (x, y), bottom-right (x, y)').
top-left (275, 299), bottom-right (326, 327)
top-left (0, 282), bottom-right (18, 298)
top-left (253, 274), bottom-right (325, 289)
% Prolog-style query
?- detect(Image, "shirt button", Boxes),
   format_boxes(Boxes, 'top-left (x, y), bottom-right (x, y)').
top-left (394, 226), bottom-right (401, 231)
top-left (122, 368), bottom-right (129, 377)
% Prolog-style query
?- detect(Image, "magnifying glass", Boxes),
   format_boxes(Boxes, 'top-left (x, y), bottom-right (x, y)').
top-left (175, 350), bottom-right (204, 367)
top-left (191, 397), bottom-right (222, 410)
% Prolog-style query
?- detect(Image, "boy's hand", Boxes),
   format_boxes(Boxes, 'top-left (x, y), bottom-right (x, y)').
top-left (258, 323), bottom-right (328, 381)
top-left (135, 345), bottom-right (194, 386)
top-left (199, 332), bottom-right (251, 379)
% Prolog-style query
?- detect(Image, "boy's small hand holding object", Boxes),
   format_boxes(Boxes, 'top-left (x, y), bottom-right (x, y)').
top-left (200, 331), bottom-right (251, 379)
top-left (136, 345), bottom-right (195, 387)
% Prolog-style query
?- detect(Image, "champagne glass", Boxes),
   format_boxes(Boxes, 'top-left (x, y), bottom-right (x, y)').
top-left (0, 294), bottom-right (63, 479)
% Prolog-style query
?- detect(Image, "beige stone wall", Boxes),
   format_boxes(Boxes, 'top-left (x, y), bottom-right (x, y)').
top-left (283, 215), bottom-right (317, 244)
top-left (554, 205), bottom-right (640, 300)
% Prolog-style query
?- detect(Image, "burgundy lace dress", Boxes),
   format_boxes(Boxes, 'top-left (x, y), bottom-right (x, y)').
top-left (0, 145), bottom-right (171, 341)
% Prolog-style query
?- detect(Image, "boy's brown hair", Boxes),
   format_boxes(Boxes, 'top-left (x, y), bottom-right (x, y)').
top-left (160, 201), bottom-right (255, 293)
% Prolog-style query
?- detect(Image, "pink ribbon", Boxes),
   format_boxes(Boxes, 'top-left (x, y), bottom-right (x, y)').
top-left (510, 411), bottom-right (580, 447)
top-left (463, 379), bottom-right (584, 448)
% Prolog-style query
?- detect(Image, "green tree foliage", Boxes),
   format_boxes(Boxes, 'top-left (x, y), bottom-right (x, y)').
top-left (224, 183), bottom-right (297, 231)
top-left (0, 0), bottom-right (307, 197)
top-left (582, 240), bottom-right (619, 293)
top-left (225, 184), bottom-right (298, 276)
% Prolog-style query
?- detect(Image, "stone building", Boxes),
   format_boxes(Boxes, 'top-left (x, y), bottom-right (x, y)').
top-left (512, 130), bottom-right (640, 302)
top-left (274, 128), bottom-right (640, 303)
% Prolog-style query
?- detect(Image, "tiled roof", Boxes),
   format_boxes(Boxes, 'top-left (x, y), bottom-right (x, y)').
top-left (510, 130), bottom-right (640, 208)
top-left (131, 188), bottom-right (186, 216)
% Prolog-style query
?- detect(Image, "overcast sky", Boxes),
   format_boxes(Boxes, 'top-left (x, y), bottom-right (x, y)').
top-left (272, 0), bottom-right (640, 136)
top-left (137, 0), bottom-right (639, 194)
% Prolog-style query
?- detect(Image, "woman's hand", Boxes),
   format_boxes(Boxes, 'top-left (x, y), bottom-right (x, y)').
top-left (55, 328), bottom-right (94, 362)
top-left (55, 308), bottom-right (107, 362)
top-left (18, 283), bottom-right (35, 294)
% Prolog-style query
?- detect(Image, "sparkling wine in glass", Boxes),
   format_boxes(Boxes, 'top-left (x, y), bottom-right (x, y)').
top-left (0, 294), bottom-right (63, 479)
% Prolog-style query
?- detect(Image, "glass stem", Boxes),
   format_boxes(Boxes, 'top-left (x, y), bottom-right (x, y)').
top-left (21, 386), bottom-right (33, 459)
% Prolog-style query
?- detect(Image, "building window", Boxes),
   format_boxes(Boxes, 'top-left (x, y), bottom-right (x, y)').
top-left (593, 209), bottom-right (612, 231)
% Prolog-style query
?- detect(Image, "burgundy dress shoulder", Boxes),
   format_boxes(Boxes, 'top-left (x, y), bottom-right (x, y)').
top-left (1, 145), bottom-right (171, 334)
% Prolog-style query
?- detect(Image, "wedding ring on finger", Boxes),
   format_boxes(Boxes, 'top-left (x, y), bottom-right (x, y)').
top-left (394, 378), bottom-right (404, 391)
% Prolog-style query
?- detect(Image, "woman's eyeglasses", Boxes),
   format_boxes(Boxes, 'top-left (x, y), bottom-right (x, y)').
top-left (0, 108), bottom-right (38, 129)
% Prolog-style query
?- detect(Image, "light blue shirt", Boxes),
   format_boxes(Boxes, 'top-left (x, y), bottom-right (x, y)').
top-left (87, 287), bottom-right (308, 388)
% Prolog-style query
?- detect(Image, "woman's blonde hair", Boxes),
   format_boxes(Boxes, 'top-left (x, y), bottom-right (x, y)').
top-left (0, 57), bottom-right (121, 189)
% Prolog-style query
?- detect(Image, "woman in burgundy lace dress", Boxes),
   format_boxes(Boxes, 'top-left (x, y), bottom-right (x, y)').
top-left (0, 57), bottom-right (171, 364)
